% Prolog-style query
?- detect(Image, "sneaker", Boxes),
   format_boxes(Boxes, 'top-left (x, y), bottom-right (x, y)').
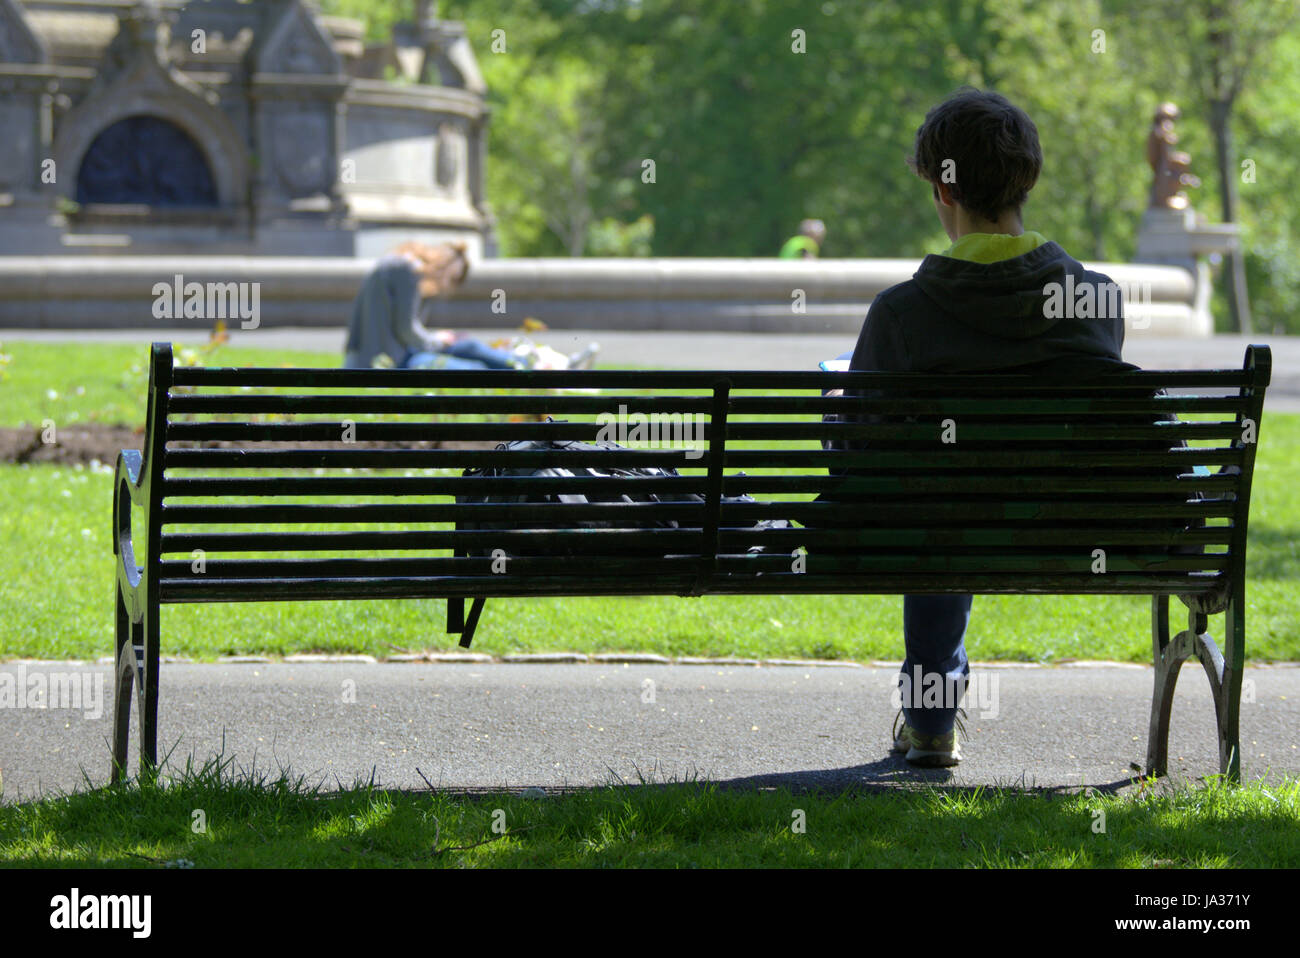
top-left (891, 709), bottom-right (964, 767)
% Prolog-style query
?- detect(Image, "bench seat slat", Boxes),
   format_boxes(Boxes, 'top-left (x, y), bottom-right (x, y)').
top-left (159, 574), bottom-right (704, 602)
top-left (159, 526), bottom-right (1233, 554)
top-left (157, 552), bottom-right (1228, 577)
top-left (158, 572), bottom-right (1227, 603)
top-left (160, 556), bottom-right (713, 577)
top-left (157, 499), bottom-right (1237, 525)
top-left (161, 448), bottom-right (1245, 469)
top-left (159, 474), bottom-right (1240, 498)
top-left (702, 573), bottom-right (1228, 594)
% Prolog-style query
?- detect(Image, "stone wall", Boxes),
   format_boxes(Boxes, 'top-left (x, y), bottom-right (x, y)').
top-left (0, 256), bottom-right (1204, 336)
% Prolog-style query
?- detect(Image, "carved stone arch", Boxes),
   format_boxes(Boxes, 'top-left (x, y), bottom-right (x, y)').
top-left (76, 115), bottom-right (218, 207)
top-left (53, 54), bottom-right (248, 209)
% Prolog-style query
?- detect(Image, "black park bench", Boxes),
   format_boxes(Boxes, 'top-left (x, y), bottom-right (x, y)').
top-left (112, 342), bottom-right (1270, 783)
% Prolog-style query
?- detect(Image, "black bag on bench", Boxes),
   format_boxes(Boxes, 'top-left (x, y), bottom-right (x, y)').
top-left (457, 438), bottom-right (790, 557)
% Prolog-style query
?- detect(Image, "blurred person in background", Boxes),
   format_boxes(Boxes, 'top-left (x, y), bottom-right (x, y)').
top-left (344, 241), bottom-right (526, 370)
top-left (779, 218), bottom-right (827, 258)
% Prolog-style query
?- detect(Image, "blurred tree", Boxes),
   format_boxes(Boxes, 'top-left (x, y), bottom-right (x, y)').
top-left (542, 0), bottom-right (967, 257)
top-left (1233, 26), bottom-right (1300, 332)
top-left (983, 0), bottom-right (1148, 263)
top-left (317, 0), bottom-right (1300, 337)
top-left (1119, 0), bottom-right (1300, 333)
top-left (316, 0), bottom-right (410, 40)
top-left (442, 0), bottom-right (637, 256)
top-left (586, 214), bottom-right (655, 257)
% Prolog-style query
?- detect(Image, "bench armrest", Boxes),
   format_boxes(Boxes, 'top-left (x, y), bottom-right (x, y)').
top-left (113, 449), bottom-right (145, 585)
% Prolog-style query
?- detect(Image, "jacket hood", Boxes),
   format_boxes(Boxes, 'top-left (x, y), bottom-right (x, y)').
top-left (911, 240), bottom-right (1084, 339)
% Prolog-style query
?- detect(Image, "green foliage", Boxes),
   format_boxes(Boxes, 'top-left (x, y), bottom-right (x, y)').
top-left (586, 214), bottom-right (654, 257)
top-left (326, 1), bottom-right (1299, 324)
top-left (985, 0), bottom-right (1149, 262)
top-left (315, 0), bottom-right (410, 41)
top-left (1233, 27), bottom-right (1300, 332)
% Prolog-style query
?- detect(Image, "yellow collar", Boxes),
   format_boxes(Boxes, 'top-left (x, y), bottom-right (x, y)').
top-left (941, 230), bottom-right (1049, 264)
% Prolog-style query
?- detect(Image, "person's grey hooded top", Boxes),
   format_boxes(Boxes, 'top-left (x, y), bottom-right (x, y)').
top-left (343, 254), bottom-right (427, 368)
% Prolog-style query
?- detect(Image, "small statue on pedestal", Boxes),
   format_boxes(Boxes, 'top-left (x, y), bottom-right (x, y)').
top-left (1146, 102), bottom-right (1202, 211)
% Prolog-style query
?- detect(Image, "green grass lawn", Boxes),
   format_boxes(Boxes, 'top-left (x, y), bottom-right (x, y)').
top-left (2, 339), bottom-right (1297, 664)
top-left (1, 755), bottom-right (1296, 867)
top-left (0, 339), bottom-right (335, 429)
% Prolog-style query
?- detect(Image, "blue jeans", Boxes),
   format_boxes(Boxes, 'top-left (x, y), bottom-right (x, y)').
top-left (825, 350), bottom-right (971, 735)
top-left (404, 338), bottom-right (518, 370)
top-left (901, 595), bottom-right (972, 735)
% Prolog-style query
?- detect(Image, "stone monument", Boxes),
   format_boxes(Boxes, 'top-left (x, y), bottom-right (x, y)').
top-left (0, 0), bottom-right (494, 256)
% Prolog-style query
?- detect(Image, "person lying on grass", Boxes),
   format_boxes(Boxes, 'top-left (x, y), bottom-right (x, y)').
top-left (343, 242), bottom-right (598, 371)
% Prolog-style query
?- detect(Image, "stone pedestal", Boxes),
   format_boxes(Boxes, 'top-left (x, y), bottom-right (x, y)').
top-left (1135, 207), bottom-right (1238, 336)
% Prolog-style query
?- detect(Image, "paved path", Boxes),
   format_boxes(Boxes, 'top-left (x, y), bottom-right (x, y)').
top-left (4, 660), bottom-right (1297, 803)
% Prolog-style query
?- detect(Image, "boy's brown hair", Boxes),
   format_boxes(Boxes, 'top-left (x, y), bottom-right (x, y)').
top-left (907, 89), bottom-right (1043, 224)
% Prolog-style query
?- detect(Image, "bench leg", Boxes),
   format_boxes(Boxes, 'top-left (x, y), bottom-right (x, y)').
top-left (460, 597), bottom-right (486, 649)
top-left (111, 582), bottom-right (135, 785)
top-left (1146, 592), bottom-right (1243, 782)
top-left (1217, 593), bottom-right (1245, 782)
top-left (136, 607), bottom-right (160, 784)
top-left (1146, 595), bottom-right (1175, 778)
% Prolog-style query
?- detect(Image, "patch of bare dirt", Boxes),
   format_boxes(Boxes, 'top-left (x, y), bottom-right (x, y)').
top-left (0, 424), bottom-right (499, 466)
top-left (0, 425), bottom-right (143, 466)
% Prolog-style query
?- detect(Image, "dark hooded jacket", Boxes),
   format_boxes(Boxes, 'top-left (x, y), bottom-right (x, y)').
top-left (850, 239), bottom-right (1129, 376)
top-left (821, 237), bottom-right (1201, 548)
top-left (822, 237), bottom-right (1159, 491)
